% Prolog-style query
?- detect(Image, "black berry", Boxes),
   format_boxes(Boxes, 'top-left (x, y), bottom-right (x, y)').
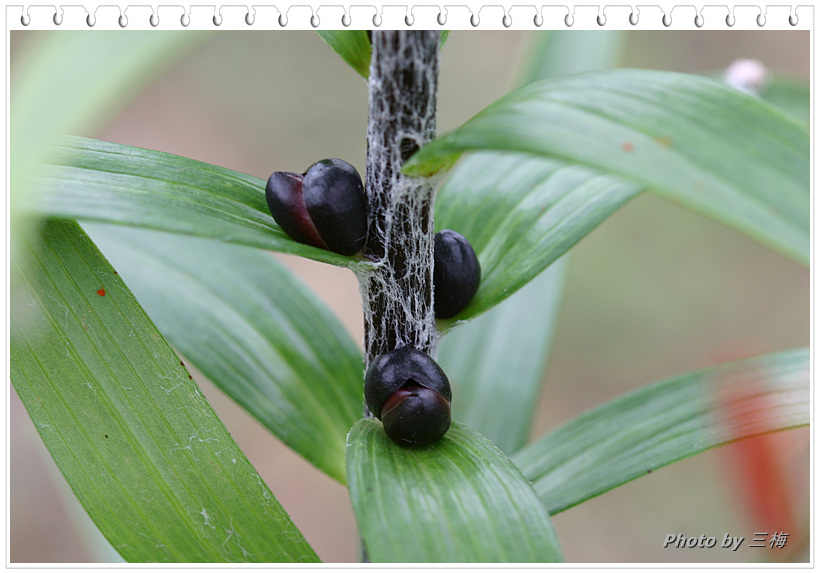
top-left (266, 158), bottom-right (368, 256)
top-left (365, 346), bottom-right (452, 448)
top-left (433, 229), bottom-right (481, 318)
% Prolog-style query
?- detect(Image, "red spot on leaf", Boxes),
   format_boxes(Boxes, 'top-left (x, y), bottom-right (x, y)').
top-left (621, 141), bottom-right (634, 152)
top-left (96, 288), bottom-right (106, 296)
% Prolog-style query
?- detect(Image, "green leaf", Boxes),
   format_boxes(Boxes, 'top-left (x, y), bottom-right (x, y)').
top-left (517, 30), bottom-right (625, 85)
top-left (316, 31), bottom-right (450, 79)
top-left (512, 349), bottom-right (809, 515)
top-left (27, 136), bottom-right (374, 272)
top-left (346, 420), bottom-right (563, 563)
top-left (11, 31), bottom-right (208, 293)
top-left (440, 30), bottom-right (451, 48)
top-left (759, 76), bottom-right (810, 124)
top-left (434, 152), bottom-right (642, 321)
top-left (436, 31), bottom-right (625, 455)
top-left (10, 220), bottom-right (319, 563)
top-left (437, 257), bottom-right (567, 454)
top-left (84, 223), bottom-right (364, 484)
top-left (407, 69), bottom-right (809, 265)
top-left (316, 31), bottom-right (372, 78)
top-left (12, 31), bottom-right (206, 211)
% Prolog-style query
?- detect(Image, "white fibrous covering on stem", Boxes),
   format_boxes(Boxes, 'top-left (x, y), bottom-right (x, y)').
top-left (357, 32), bottom-right (441, 416)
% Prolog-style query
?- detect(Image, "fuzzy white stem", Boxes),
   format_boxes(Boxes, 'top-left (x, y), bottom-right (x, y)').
top-left (357, 31), bottom-right (441, 410)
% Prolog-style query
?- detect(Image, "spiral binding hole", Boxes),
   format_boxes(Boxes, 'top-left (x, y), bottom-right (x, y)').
top-left (213, 13), bottom-right (222, 26)
top-left (150, 12), bottom-right (159, 26)
top-left (564, 13), bottom-right (574, 26)
top-left (341, 13), bottom-right (350, 26)
top-left (470, 12), bottom-right (479, 26)
top-left (502, 13), bottom-right (511, 27)
top-left (245, 11), bottom-right (255, 25)
top-left (310, 13), bottom-right (320, 27)
top-left (662, 12), bottom-right (671, 27)
top-left (756, 13), bottom-right (765, 26)
top-left (181, 13), bottom-right (190, 26)
top-left (725, 13), bottom-right (735, 27)
top-left (596, 13), bottom-right (606, 26)
top-left (372, 13), bottom-right (382, 27)
top-left (694, 13), bottom-right (704, 27)
top-left (278, 13), bottom-right (287, 26)
top-left (629, 11), bottom-right (638, 25)
top-left (21, 12), bottom-right (30, 25)
top-left (437, 12), bottom-right (446, 26)
top-left (533, 13), bottom-right (543, 26)
top-left (53, 11), bottom-right (63, 25)
top-left (789, 13), bottom-right (798, 26)
top-left (405, 14), bottom-right (414, 26)
top-left (119, 14), bottom-right (127, 27)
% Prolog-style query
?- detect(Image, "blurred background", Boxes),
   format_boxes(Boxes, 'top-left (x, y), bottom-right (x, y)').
top-left (9, 30), bottom-right (810, 563)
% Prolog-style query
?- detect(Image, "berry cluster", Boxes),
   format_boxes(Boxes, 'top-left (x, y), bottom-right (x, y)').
top-left (266, 159), bottom-right (480, 447)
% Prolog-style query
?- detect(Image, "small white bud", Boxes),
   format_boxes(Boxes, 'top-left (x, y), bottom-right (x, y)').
top-left (723, 59), bottom-right (771, 96)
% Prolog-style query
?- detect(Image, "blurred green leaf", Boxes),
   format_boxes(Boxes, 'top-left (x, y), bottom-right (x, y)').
top-left (10, 220), bottom-right (319, 563)
top-left (406, 70), bottom-right (809, 265)
top-left (316, 30), bottom-right (371, 78)
top-left (512, 349), bottom-right (809, 514)
top-left (759, 76), bottom-right (810, 124)
top-left (12, 31), bottom-right (206, 210)
top-left (85, 224), bottom-right (364, 483)
top-left (517, 30), bottom-right (624, 85)
top-left (27, 136), bottom-right (374, 272)
top-left (706, 68), bottom-right (809, 125)
top-left (11, 31), bottom-right (208, 297)
top-left (437, 257), bottom-right (567, 454)
top-left (346, 420), bottom-right (563, 563)
top-left (434, 152), bottom-right (642, 321)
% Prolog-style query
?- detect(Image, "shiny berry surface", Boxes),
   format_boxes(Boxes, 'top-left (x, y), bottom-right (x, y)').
top-left (380, 383), bottom-right (451, 448)
top-left (433, 229), bottom-right (481, 318)
top-left (302, 159), bottom-right (368, 256)
top-left (364, 347), bottom-right (452, 448)
top-left (265, 171), bottom-right (327, 250)
top-left (265, 158), bottom-right (368, 256)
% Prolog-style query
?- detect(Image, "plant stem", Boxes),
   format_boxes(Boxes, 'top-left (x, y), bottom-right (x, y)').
top-left (358, 31), bottom-right (440, 412)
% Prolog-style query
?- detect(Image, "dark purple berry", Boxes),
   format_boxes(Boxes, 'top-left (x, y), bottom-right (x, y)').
top-left (433, 229), bottom-right (481, 318)
top-left (265, 171), bottom-right (325, 249)
top-left (365, 346), bottom-right (452, 448)
top-left (266, 158), bottom-right (368, 256)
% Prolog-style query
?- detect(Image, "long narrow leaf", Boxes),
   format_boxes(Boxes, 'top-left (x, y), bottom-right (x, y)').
top-left (407, 69), bottom-right (809, 265)
top-left (346, 420), bottom-right (563, 563)
top-left (437, 257), bottom-right (568, 454)
top-left (85, 223), bottom-right (363, 483)
top-left (10, 220), bottom-right (319, 563)
top-left (431, 30), bottom-right (623, 454)
top-left (434, 152), bottom-right (642, 321)
top-left (27, 136), bottom-right (374, 272)
top-left (12, 31), bottom-right (205, 214)
top-left (11, 32), bottom-right (207, 297)
top-left (316, 31), bottom-right (371, 78)
top-left (511, 349), bottom-right (809, 515)
top-left (760, 76), bottom-right (810, 124)
top-left (517, 30), bottom-right (625, 85)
